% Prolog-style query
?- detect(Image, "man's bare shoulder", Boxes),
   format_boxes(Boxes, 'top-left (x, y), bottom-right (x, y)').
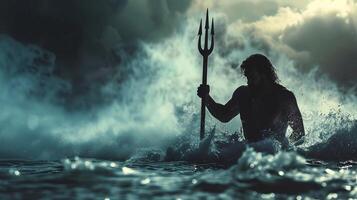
top-left (233, 85), bottom-right (249, 97)
top-left (275, 85), bottom-right (297, 103)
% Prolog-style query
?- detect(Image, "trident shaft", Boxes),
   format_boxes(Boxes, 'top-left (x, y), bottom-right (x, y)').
top-left (198, 9), bottom-right (214, 140)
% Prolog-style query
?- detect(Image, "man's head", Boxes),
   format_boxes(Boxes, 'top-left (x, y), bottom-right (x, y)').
top-left (240, 54), bottom-right (279, 87)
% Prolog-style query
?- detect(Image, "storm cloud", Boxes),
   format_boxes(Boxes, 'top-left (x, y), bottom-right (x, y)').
top-left (0, 0), bottom-right (193, 107)
top-left (2, 0), bottom-right (356, 100)
top-left (282, 11), bottom-right (357, 88)
top-left (196, 0), bottom-right (357, 89)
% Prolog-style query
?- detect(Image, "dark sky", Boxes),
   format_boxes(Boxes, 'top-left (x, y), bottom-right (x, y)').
top-left (0, 0), bottom-right (191, 81)
top-left (0, 0), bottom-right (193, 108)
top-left (0, 0), bottom-right (356, 100)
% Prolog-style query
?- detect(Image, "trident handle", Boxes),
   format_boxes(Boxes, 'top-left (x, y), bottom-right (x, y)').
top-left (198, 9), bottom-right (214, 140)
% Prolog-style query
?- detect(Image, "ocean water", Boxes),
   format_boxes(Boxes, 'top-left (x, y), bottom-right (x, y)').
top-left (1, 145), bottom-right (357, 200)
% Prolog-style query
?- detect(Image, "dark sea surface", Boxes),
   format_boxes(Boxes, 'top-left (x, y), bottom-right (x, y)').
top-left (1, 148), bottom-right (356, 200)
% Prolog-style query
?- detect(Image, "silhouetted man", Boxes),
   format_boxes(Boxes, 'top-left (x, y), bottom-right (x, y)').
top-left (197, 54), bottom-right (305, 149)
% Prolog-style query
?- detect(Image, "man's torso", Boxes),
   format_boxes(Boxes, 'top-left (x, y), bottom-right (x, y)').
top-left (235, 84), bottom-right (292, 143)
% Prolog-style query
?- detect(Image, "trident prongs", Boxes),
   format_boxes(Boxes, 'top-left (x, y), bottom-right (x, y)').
top-left (208, 18), bottom-right (214, 54)
top-left (198, 19), bottom-right (203, 55)
top-left (198, 9), bottom-right (214, 57)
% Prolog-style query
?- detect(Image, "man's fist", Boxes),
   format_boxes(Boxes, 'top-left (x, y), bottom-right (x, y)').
top-left (197, 84), bottom-right (210, 98)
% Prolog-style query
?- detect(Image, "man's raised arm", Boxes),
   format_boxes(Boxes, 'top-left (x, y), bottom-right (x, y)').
top-left (197, 85), bottom-right (240, 123)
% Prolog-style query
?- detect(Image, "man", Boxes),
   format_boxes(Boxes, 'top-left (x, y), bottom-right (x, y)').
top-left (197, 54), bottom-right (305, 150)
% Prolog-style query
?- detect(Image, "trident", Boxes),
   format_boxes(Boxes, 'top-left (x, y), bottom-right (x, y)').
top-left (198, 9), bottom-right (214, 140)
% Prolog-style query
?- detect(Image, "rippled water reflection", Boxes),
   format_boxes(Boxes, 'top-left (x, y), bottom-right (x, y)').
top-left (1, 150), bottom-right (357, 200)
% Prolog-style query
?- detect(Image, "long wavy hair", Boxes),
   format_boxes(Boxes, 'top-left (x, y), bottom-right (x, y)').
top-left (240, 54), bottom-right (279, 84)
